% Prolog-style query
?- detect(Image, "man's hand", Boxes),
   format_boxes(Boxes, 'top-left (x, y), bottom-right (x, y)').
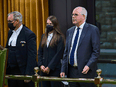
top-left (40, 65), bottom-right (45, 72)
top-left (82, 65), bottom-right (90, 74)
top-left (44, 67), bottom-right (50, 74)
top-left (60, 72), bottom-right (65, 77)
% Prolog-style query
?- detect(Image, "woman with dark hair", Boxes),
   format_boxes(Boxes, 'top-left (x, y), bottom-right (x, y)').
top-left (38, 16), bottom-right (65, 87)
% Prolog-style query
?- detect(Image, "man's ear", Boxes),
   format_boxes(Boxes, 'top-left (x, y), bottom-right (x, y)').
top-left (16, 19), bottom-right (19, 24)
top-left (82, 14), bottom-right (85, 19)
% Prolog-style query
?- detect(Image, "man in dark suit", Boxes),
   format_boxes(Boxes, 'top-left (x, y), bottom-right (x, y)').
top-left (6, 11), bottom-right (37, 87)
top-left (60, 6), bottom-right (100, 87)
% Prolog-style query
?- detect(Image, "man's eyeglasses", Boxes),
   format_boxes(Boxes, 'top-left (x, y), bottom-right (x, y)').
top-left (71, 14), bottom-right (78, 16)
top-left (7, 20), bottom-right (15, 23)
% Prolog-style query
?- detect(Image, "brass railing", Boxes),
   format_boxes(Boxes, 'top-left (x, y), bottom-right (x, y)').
top-left (5, 67), bottom-right (116, 87)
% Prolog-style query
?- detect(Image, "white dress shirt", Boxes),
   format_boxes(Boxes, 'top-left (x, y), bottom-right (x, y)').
top-left (8, 24), bottom-right (23, 46)
top-left (69, 22), bottom-right (85, 66)
top-left (47, 33), bottom-right (53, 47)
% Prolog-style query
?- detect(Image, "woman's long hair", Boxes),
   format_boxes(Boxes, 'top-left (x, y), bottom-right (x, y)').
top-left (41, 16), bottom-right (65, 47)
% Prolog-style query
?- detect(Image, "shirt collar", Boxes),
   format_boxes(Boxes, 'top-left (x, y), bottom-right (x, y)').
top-left (13, 24), bottom-right (23, 33)
top-left (76, 22), bottom-right (86, 30)
top-left (48, 33), bottom-right (53, 37)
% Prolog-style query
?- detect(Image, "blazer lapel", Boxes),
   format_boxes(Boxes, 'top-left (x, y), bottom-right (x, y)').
top-left (78, 23), bottom-right (89, 47)
top-left (68, 26), bottom-right (76, 48)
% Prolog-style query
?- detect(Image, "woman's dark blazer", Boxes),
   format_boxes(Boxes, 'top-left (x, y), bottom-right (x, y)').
top-left (38, 34), bottom-right (65, 75)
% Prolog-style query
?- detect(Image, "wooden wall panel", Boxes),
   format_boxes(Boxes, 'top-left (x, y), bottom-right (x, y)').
top-left (0, 0), bottom-right (3, 46)
top-left (30, 0), bottom-right (33, 31)
top-left (14, 0), bottom-right (19, 11)
top-left (11, 0), bottom-right (14, 11)
top-left (30, 0), bottom-right (36, 32)
top-left (8, 0), bottom-right (11, 14)
top-left (36, 0), bottom-right (42, 49)
top-left (25, 0), bottom-right (30, 28)
top-left (35, 0), bottom-right (39, 49)
top-left (41, 0), bottom-right (45, 33)
top-left (20, 0), bottom-right (25, 24)
top-left (3, 0), bottom-right (8, 47)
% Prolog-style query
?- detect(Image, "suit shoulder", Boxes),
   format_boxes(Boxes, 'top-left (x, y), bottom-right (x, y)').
top-left (23, 26), bottom-right (35, 35)
top-left (41, 34), bottom-right (45, 39)
top-left (87, 23), bottom-right (100, 34)
top-left (7, 30), bottom-right (13, 37)
top-left (8, 29), bottom-right (12, 33)
top-left (67, 26), bottom-right (75, 32)
top-left (87, 23), bottom-right (98, 29)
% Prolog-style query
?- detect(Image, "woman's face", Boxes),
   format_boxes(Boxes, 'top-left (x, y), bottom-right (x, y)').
top-left (46, 19), bottom-right (53, 26)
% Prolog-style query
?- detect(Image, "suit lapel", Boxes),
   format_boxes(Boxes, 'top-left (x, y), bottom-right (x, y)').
top-left (78, 23), bottom-right (89, 47)
top-left (6, 30), bottom-right (13, 47)
top-left (68, 26), bottom-right (76, 48)
top-left (9, 30), bottom-right (13, 38)
top-left (16, 26), bottom-right (25, 46)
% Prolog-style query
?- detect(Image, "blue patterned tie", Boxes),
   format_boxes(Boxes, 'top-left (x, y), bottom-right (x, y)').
top-left (70, 27), bottom-right (80, 66)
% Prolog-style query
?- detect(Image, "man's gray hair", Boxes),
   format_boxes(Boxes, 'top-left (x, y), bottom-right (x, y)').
top-left (76, 6), bottom-right (88, 21)
top-left (8, 11), bottom-right (23, 23)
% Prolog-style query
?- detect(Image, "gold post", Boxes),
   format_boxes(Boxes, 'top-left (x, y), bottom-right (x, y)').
top-left (94, 69), bottom-right (102, 87)
top-left (33, 67), bottom-right (40, 87)
top-left (34, 67), bottom-right (39, 76)
top-left (96, 69), bottom-right (102, 78)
